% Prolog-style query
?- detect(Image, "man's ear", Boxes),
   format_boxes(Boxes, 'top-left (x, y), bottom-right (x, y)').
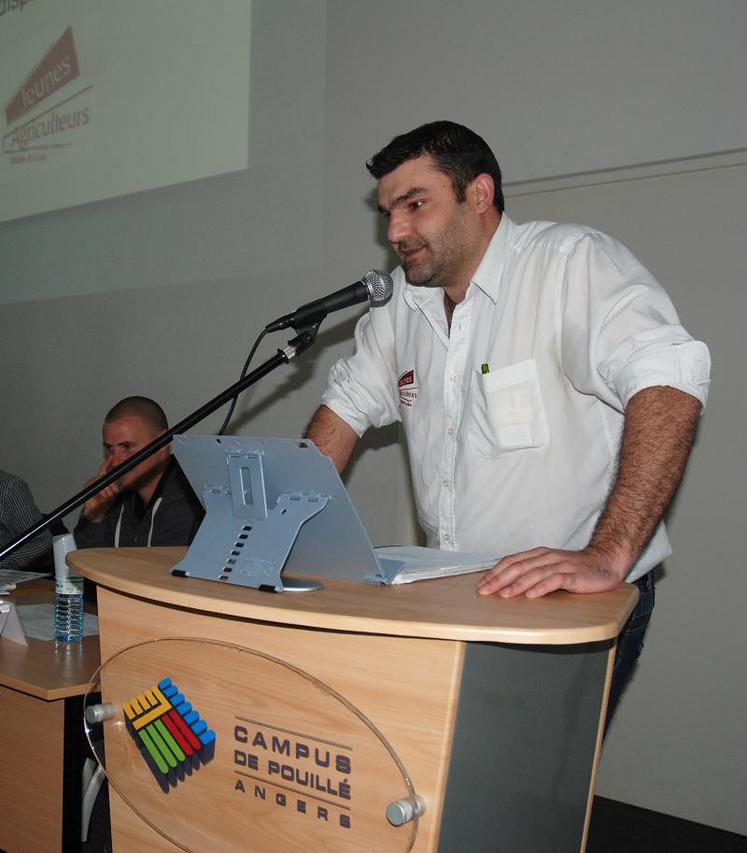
top-left (472, 173), bottom-right (495, 213)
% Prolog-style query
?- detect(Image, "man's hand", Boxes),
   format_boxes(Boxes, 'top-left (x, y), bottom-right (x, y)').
top-left (476, 545), bottom-right (630, 598)
top-left (81, 460), bottom-right (120, 524)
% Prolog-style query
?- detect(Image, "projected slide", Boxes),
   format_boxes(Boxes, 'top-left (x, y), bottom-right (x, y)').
top-left (0, 0), bottom-right (251, 223)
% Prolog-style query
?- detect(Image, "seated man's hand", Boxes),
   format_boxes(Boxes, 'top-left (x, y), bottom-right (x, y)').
top-left (476, 545), bottom-right (630, 598)
top-left (81, 460), bottom-right (120, 524)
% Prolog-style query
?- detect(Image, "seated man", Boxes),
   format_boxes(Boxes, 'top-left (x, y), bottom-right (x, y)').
top-left (75, 396), bottom-right (204, 548)
top-left (0, 469), bottom-right (53, 570)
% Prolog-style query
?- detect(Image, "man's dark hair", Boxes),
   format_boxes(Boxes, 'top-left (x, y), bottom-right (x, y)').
top-left (366, 121), bottom-right (504, 213)
top-left (104, 396), bottom-right (168, 434)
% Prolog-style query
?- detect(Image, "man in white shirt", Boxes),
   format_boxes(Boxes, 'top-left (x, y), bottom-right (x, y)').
top-left (305, 121), bottom-right (710, 721)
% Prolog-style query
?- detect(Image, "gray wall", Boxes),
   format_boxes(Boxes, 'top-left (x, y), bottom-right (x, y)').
top-left (1, 0), bottom-right (745, 834)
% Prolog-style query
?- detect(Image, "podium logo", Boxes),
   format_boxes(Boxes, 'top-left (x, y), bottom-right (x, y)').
top-left (124, 677), bottom-right (216, 793)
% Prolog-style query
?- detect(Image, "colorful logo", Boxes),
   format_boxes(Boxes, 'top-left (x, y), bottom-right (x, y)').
top-left (124, 677), bottom-right (216, 792)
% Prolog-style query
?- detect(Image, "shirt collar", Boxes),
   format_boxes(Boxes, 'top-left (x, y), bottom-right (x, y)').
top-left (469, 213), bottom-right (511, 303)
top-left (402, 275), bottom-right (439, 311)
top-left (401, 214), bottom-right (513, 310)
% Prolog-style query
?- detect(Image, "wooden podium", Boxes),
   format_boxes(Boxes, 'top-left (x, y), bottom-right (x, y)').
top-left (70, 547), bottom-right (637, 853)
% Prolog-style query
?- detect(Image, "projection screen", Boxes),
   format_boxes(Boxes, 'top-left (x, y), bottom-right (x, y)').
top-left (0, 0), bottom-right (251, 223)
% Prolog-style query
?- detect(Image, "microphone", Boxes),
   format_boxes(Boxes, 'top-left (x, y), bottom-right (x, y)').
top-left (265, 270), bottom-right (393, 333)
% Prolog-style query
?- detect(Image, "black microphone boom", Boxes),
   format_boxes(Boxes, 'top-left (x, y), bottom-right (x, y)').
top-left (0, 273), bottom-right (394, 565)
top-left (265, 270), bottom-right (392, 333)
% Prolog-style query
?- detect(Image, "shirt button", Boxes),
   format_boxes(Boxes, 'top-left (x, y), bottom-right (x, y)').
top-left (449, 374), bottom-right (457, 383)
top-left (447, 427), bottom-right (455, 435)
top-left (442, 533), bottom-right (450, 542)
top-left (442, 480), bottom-right (449, 488)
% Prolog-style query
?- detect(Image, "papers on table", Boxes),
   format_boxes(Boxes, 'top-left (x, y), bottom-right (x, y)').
top-left (367, 546), bottom-right (497, 585)
top-left (16, 603), bottom-right (99, 642)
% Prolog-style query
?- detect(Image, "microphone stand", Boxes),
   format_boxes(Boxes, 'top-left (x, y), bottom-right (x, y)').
top-left (0, 325), bottom-right (320, 563)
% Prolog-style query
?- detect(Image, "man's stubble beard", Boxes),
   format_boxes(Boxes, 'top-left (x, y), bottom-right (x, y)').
top-left (401, 204), bottom-right (476, 290)
top-left (402, 247), bottom-right (442, 288)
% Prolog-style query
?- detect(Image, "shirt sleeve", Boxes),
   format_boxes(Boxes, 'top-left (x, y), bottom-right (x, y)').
top-left (0, 475), bottom-right (53, 570)
top-left (560, 230), bottom-right (711, 412)
top-left (321, 299), bottom-right (401, 436)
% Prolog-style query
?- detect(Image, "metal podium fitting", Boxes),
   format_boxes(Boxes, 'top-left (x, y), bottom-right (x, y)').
top-left (386, 795), bottom-right (427, 827)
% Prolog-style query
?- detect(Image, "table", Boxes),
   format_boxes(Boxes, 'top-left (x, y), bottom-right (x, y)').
top-left (0, 581), bottom-right (100, 853)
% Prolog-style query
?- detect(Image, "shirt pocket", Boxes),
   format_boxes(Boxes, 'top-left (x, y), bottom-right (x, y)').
top-left (468, 358), bottom-right (550, 457)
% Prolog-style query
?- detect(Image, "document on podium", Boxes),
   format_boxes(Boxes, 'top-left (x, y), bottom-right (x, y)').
top-left (367, 546), bottom-right (498, 585)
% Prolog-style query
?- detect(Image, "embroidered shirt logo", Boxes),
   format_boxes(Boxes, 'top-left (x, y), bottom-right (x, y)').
top-left (398, 369), bottom-right (418, 408)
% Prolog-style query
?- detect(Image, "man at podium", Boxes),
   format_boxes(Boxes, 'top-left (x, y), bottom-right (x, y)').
top-left (305, 121), bottom-right (710, 720)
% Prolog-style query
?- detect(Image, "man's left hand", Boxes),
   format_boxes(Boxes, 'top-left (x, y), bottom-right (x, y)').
top-left (476, 546), bottom-right (629, 598)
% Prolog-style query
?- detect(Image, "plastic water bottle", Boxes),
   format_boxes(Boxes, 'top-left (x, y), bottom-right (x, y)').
top-left (53, 533), bottom-right (84, 642)
top-left (55, 590), bottom-right (84, 642)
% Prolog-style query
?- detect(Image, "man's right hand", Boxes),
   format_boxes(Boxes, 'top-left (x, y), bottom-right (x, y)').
top-left (81, 460), bottom-right (120, 523)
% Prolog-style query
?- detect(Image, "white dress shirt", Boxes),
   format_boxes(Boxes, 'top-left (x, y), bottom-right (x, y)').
top-left (322, 216), bottom-right (711, 580)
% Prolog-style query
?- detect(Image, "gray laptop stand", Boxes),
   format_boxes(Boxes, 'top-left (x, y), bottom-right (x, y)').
top-left (170, 435), bottom-right (401, 592)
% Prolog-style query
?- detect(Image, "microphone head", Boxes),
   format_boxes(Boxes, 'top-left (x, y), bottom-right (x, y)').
top-left (362, 270), bottom-right (393, 306)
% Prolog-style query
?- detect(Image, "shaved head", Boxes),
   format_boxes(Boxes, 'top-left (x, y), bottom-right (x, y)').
top-left (104, 396), bottom-right (168, 434)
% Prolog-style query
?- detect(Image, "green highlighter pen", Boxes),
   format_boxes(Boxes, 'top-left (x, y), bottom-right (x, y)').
top-left (481, 363), bottom-right (490, 374)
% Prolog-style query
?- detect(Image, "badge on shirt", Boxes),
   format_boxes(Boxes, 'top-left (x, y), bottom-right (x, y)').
top-left (398, 369), bottom-right (418, 408)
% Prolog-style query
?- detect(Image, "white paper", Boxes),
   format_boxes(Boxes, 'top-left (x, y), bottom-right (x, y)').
top-left (16, 602), bottom-right (99, 641)
top-left (374, 546), bottom-right (498, 584)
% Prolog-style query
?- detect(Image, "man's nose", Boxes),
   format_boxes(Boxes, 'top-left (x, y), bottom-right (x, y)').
top-left (387, 211), bottom-right (411, 245)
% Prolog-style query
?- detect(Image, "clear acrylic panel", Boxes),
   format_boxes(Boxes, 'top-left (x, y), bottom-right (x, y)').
top-left (84, 638), bottom-right (419, 852)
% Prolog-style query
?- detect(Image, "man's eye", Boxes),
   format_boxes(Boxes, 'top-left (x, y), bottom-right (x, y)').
top-left (409, 200), bottom-right (424, 211)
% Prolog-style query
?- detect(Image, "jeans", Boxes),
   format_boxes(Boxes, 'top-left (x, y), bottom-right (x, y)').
top-left (604, 570), bottom-right (656, 734)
